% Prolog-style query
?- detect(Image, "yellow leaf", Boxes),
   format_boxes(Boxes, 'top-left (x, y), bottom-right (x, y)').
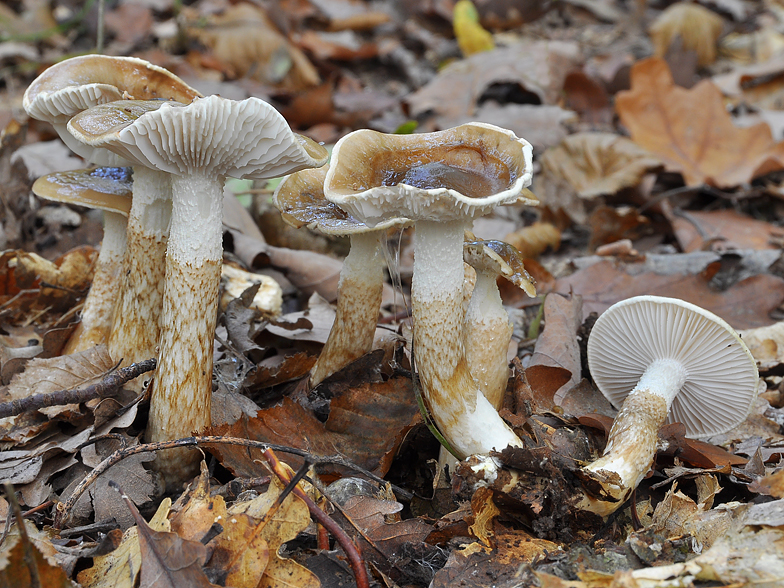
top-left (453, 0), bottom-right (494, 57)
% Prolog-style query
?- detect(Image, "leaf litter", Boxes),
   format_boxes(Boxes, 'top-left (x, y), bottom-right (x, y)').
top-left (4, 1), bottom-right (784, 587)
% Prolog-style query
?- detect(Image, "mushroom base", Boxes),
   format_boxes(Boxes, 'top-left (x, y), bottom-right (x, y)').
top-left (146, 256), bottom-right (220, 489)
top-left (578, 387), bottom-right (668, 516)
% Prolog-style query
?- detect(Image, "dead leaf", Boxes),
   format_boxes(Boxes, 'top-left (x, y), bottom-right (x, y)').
top-left (649, 2), bottom-right (724, 66)
top-left (113, 486), bottom-right (216, 588)
top-left (749, 468), bottom-right (784, 498)
top-left (528, 293), bottom-right (582, 402)
top-left (183, 3), bottom-right (319, 92)
top-left (76, 499), bottom-right (172, 588)
top-left (562, 71), bottom-right (612, 124)
top-left (308, 0), bottom-right (391, 31)
top-left (556, 260), bottom-right (784, 329)
top-left (405, 40), bottom-right (582, 127)
top-left (230, 476), bottom-right (319, 588)
top-left (297, 30), bottom-right (379, 61)
top-left (739, 320), bottom-right (784, 363)
top-left (616, 58), bottom-right (784, 187)
top-left (503, 222), bottom-right (561, 259)
top-left (587, 205), bottom-right (650, 250)
top-left (453, 0), bottom-right (494, 57)
top-left (713, 53), bottom-right (784, 110)
top-left (669, 208), bottom-right (784, 252)
top-left (0, 520), bottom-right (72, 588)
top-left (208, 372), bottom-right (417, 476)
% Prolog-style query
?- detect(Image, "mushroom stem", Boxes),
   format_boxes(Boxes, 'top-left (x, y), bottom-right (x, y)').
top-left (463, 268), bottom-right (512, 410)
top-left (146, 171), bottom-right (222, 488)
top-left (107, 167), bottom-right (171, 375)
top-left (64, 212), bottom-right (127, 353)
top-left (581, 358), bottom-right (686, 513)
top-left (412, 220), bottom-right (523, 458)
top-left (310, 231), bottom-right (385, 387)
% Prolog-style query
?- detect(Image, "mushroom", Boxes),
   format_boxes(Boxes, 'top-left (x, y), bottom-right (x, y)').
top-left (274, 166), bottom-right (409, 387)
top-left (31, 167), bottom-right (132, 354)
top-left (463, 238), bottom-right (535, 409)
top-left (23, 55), bottom-right (201, 376)
top-left (582, 295), bottom-right (759, 515)
top-left (324, 123), bottom-right (536, 458)
top-left (68, 96), bottom-right (328, 487)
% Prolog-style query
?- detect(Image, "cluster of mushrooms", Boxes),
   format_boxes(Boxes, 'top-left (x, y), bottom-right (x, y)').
top-left (24, 55), bottom-right (760, 517)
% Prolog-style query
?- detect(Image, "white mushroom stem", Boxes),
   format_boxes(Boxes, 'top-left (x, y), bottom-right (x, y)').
top-left (146, 171), bottom-right (222, 488)
top-left (413, 220), bottom-right (523, 458)
top-left (310, 231), bottom-right (385, 387)
top-left (580, 358), bottom-right (687, 515)
top-left (463, 268), bottom-right (512, 410)
top-left (64, 212), bottom-right (128, 354)
top-left (108, 167), bottom-right (171, 376)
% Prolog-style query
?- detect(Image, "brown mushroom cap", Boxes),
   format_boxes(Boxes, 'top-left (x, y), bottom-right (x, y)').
top-left (463, 239), bottom-right (536, 297)
top-left (23, 55), bottom-right (201, 164)
top-left (275, 166), bottom-right (409, 235)
top-left (32, 167), bottom-right (133, 215)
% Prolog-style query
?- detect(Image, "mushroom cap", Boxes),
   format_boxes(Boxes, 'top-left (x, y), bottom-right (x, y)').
top-left (587, 295), bottom-right (759, 438)
top-left (67, 96), bottom-right (329, 178)
top-left (32, 167), bottom-right (133, 216)
top-left (23, 55), bottom-right (201, 164)
top-left (274, 166), bottom-right (410, 236)
top-left (323, 123), bottom-right (536, 226)
top-left (463, 239), bottom-right (536, 297)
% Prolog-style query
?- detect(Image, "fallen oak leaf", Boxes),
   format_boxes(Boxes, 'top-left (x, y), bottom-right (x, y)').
top-left (616, 58), bottom-right (784, 187)
top-left (109, 482), bottom-right (217, 588)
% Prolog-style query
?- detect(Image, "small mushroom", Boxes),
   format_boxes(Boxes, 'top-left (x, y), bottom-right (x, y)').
top-left (582, 295), bottom-right (759, 515)
top-left (274, 166), bottom-right (409, 387)
top-left (32, 167), bottom-right (132, 354)
top-left (463, 238), bottom-right (535, 409)
top-left (324, 123), bottom-right (536, 458)
top-left (69, 96), bottom-right (328, 487)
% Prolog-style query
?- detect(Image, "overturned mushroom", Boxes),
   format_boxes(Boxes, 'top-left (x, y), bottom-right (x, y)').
top-left (580, 295), bottom-right (759, 515)
top-left (324, 123), bottom-right (536, 458)
top-left (274, 166), bottom-right (409, 387)
top-left (463, 238), bottom-right (535, 409)
top-left (69, 96), bottom-right (328, 487)
top-left (32, 167), bottom-right (132, 353)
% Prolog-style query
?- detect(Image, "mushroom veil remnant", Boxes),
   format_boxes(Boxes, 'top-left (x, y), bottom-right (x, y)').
top-left (70, 96), bottom-right (328, 487)
top-left (274, 166), bottom-right (409, 387)
top-left (324, 123), bottom-right (536, 458)
top-left (582, 295), bottom-right (759, 515)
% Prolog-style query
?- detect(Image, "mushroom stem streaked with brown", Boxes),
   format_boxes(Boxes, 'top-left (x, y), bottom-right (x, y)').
top-left (577, 295), bottom-right (759, 515)
top-left (68, 96), bottom-right (328, 488)
top-left (274, 166), bottom-right (409, 387)
top-left (32, 168), bottom-right (132, 353)
top-left (324, 123), bottom-right (537, 459)
top-left (463, 238), bottom-right (535, 409)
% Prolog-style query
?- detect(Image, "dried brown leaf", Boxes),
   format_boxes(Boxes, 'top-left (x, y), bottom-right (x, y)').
top-left (649, 2), bottom-right (724, 66)
top-left (669, 209), bottom-right (784, 253)
top-left (0, 520), bottom-right (72, 588)
top-left (555, 260), bottom-right (784, 329)
top-left (616, 58), bottom-right (784, 187)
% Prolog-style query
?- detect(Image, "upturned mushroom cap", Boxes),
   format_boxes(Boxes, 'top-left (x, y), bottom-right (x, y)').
top-left (324, 123), bottom-right (536, 224)
top-left (587, 295), bottom-right (759, 438)
top-left (31, 167), bottom-right (133, 215)
top-left (275, 166), bottom-right (409, 235)
top-left (463, 239), bottom-right (536, 297)
top-left (23, 55), bottom-right (201, 164)
top-left (67, 96), bottom-right (328, 178)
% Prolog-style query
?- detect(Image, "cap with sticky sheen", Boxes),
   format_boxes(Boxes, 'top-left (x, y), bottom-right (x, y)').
top-left (32, 167), bottom-right (133, 215)
top-left (587, 295), bottom-right (759, 438)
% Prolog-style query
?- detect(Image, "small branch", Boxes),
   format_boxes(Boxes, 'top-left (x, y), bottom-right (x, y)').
top-left (54, 435), bottom-right (409, 529)
top-left (4, 484), bottom-right (42, 588)
top-left (0, 358), bottom-right (156, 419)
top-left (263, 449), bottom-right (370, 588)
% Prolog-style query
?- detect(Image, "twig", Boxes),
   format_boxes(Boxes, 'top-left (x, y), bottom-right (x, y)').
top-left (263, 449), bottom-right (370, 588)
top-left (54, 435), bottom-right (411, 529)
top-left (96, 0), bottom-right (105, 53)
top-left (4, 484), bottom-right (42, 588)
top-left (638, 184), bottom-right (751, 213)
top-left (0, 358), bottom-right (156, 419)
